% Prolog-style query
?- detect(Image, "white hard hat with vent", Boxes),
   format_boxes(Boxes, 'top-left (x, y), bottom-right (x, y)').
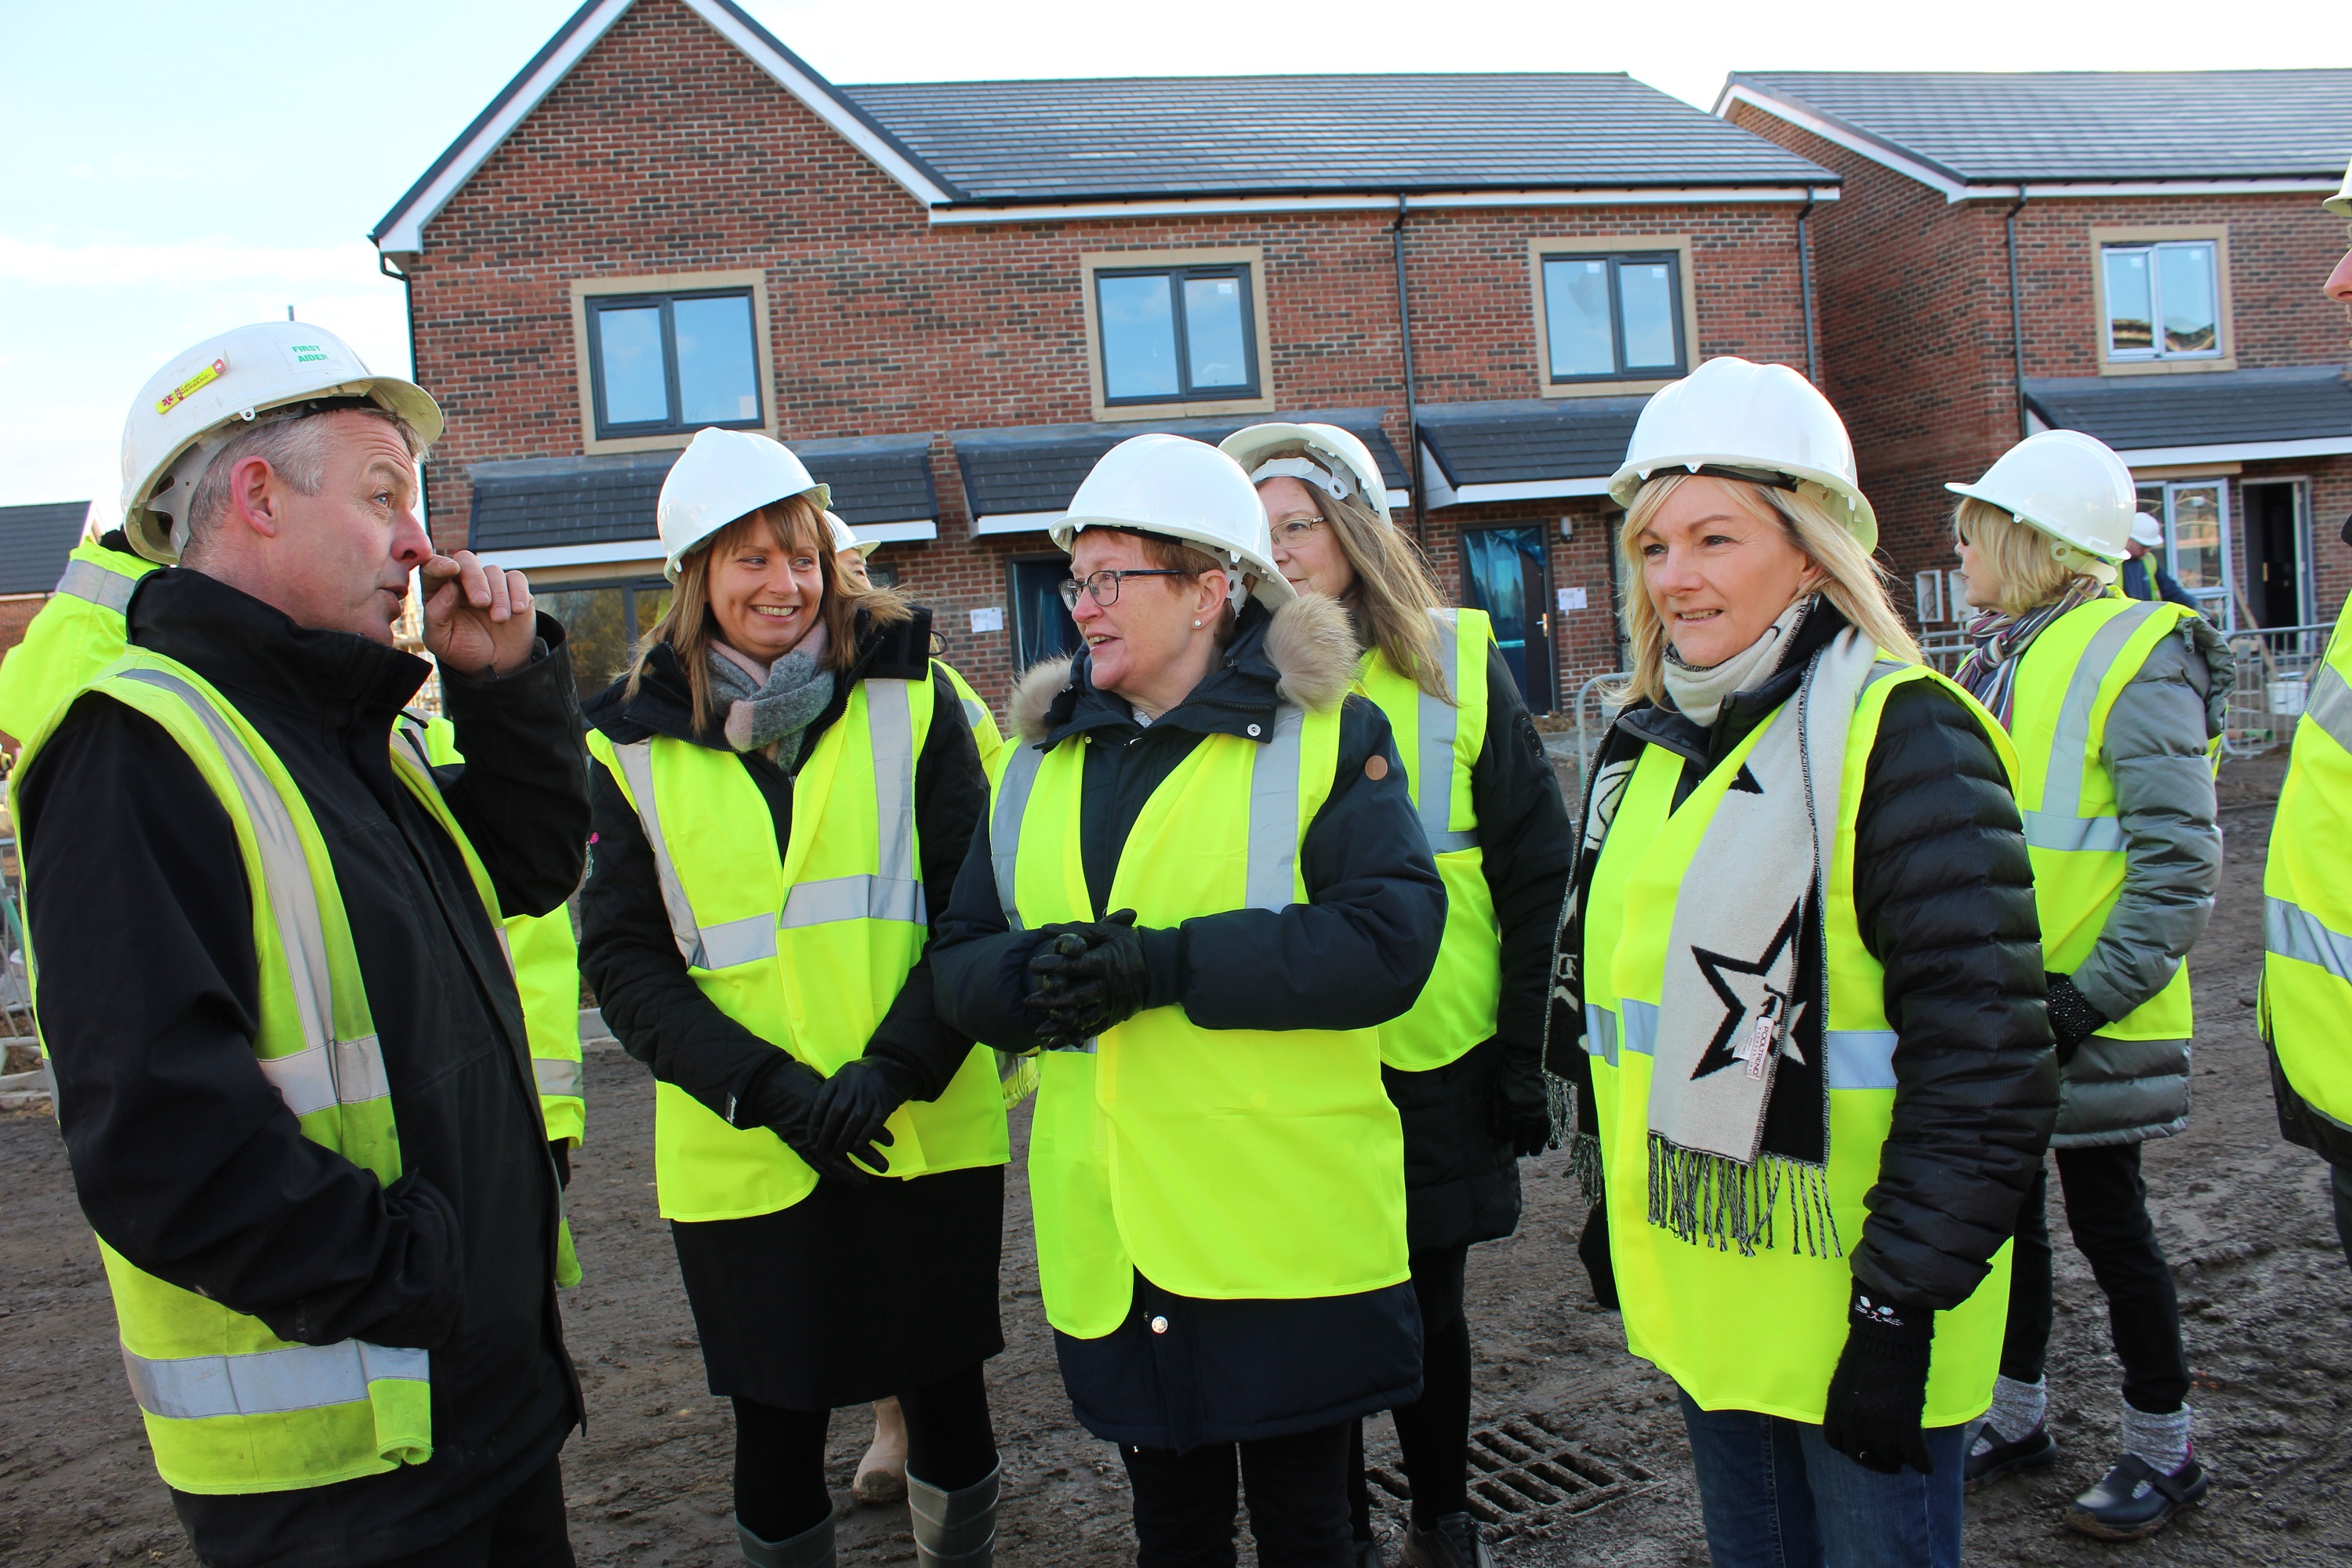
top-left (1053, 434), bottom-right (1292, 607)
top-left (657, 429), bottom-right (831, 582)
top-left (120, 321), bottom-right (444, 564)
top-left (1608, 356), bottom-right (1876, 548)
top-left (1946, 430), bottom-right (2136, 584)
top-left (1218, 423), bottom-right (1392, 525)
top-left (2327, 154), bottom-right (2351, 218)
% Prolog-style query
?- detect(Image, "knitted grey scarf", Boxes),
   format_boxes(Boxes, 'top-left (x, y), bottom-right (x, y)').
top-left (708, 630), bottom-right (835, 768)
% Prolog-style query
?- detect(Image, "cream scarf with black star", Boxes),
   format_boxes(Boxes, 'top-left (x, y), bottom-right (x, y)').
top-left (1646, 626), bottom-right (1882, 1258)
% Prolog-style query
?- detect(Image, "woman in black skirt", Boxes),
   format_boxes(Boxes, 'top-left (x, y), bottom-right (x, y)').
top-left (579, 429), bottom-right (1006, 1568)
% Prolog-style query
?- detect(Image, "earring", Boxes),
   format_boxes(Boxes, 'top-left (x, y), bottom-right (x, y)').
top-left (1192, 619), bottom-right (1203, 628)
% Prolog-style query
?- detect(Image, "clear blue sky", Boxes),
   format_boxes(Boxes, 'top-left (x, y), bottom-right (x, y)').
top-left (1, 0), bottom-right (2331, 521)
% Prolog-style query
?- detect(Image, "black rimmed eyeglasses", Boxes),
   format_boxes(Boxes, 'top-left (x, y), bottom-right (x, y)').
top-left (1058, 568), bottom-right (1194, 610)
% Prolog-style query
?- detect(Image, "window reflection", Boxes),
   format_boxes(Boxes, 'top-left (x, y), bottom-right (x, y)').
top-left (1539, 251), bottom-right (1683, 383)
top-left (2103, 241), bottom-right (2220, 360)
top-left (1619, 263), bottom-right (1678, 369)
top-left (1182, 275), bottom-right (1249, 389)
top-left (534, 579), bottom-right (671, 702)
top-left (1098, 275), bottom-right (1180, 400)
top-left (1094, 266), bottom-right (1258, 405)
top-left (1544, 260), bottom-right (1613, 378)
top-left (597, 307), bottom-right (668, 425)
top-left (674, 295), bottom-right (760, 424)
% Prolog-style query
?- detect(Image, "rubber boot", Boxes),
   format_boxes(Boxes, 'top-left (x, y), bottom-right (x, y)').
top-left (853, 1397), bottom-right (909, 1504)
top-left (737, 1512), bottom-right (835, 1568)
top-left (908, 1461), bottom-right (1000, 1568)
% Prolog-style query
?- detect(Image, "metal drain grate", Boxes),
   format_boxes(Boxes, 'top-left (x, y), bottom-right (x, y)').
top-left (1363, 1410), bottom-right (1653, 1541)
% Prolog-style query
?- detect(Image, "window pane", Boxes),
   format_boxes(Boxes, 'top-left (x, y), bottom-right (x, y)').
top-left (673, 294), bottom-right (760, 424)
top-left (2169, 486), bottom-right (2225, 592)
top-left (2156, 243), bottom-right (2219, 355)
top-left (1617, 260), bottom-right (1679, 370)
top-left (1182, 274), bottom-right (1250, 390)
top-left (2104, 249), bottom-right (2154, 354)
top-left (626, 584), bottom-right (670, 644)
top-left (1098, 275), bottom-right (1180, 399)
top-left (536, 586), bottom-right (633, 702)
top-left (1543, 260), bottom-right (1613, 378)
top-left (596, 306), bottom-right (669, 426)
top-left (1012, 558), bottom-right (1086, 670)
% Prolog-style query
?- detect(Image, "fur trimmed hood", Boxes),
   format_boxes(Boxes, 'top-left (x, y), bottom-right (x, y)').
top-left (1011, 592), bottom-right (1359, 743)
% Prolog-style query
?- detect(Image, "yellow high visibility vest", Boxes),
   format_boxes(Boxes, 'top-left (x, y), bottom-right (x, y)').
top-left (586, 672), bottom-right (1009, 1222)
top-left (14, 652), bottom-right (536, 1494)
top-left (1581, 659), bottom-right (2015, 1425)
top-left (0, 537), bottom-right (155, 743)
top-left (2008, 596), bottom-right (2203, 1136)
top-left (989, 703), bottom-right (1410, 1339)
top-left (1355, 607), bottom-right (1500, 1070)
top-left (938, 660), bottom-right (1005, 773)
top-left (2263, 597), bottom-right (2352, 1134)
top-left (407, 717), bottom-right (585, 1147)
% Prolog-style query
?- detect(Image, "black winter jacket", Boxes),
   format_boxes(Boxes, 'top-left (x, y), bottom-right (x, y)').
top-left (929, 594), bottom-right (1446, 1449)
top-left (1550, 604), bottom-right (2057, 1314)
top-left (1383, 641), bottom-right (1575, 1251)
top-left (577, 608), bottom-right (989, 1125)
top-left (20, 569), bottom-right (590, 1568)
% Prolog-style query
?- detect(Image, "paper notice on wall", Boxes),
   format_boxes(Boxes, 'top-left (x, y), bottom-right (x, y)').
top-left (1556, 586), bottom-right (1588, 612)
top-left (970, 607), bottom-right (1006, 633)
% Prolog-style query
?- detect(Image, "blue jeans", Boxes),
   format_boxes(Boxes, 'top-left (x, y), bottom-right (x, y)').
top-left (1676, 1391), bottom-right (1967, 1568)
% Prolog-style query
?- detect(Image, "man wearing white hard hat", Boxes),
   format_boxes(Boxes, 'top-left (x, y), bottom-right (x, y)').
top-left (1945, 430), bottom-right (2229, 1538)
top-left (2262, 155), bottom-right (2352, 1289)
top-left (1546, 357), bottom-right (2053, 1568)
top-left (578, 428), bottom-right (1007, 1568)
top-left (12, 321), bottom-right (593, 1566)
top-left (930, 434), bottom-right (1445, 1566)
top-left (2118, 514), bottom-right (2197, 610)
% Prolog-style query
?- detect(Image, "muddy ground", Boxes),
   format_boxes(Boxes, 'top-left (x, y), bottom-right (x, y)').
top-left (2, 752), bottom-right (2347, 1566)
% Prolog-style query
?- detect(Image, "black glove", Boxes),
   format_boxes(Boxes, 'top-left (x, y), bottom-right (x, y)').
top-left (739, 1056), bottom-right (870, 1184)
top-left (2045, 972), bottom-right (2107, 1064)
top-left (1577, 1200), bottom-right (1618, 1310)
top-left (1493, 1047), bottom-right (1555, 1157)
top-left (1025, 909), bottom-right (1156, 1040)
top-left (1820, 1282), bottom-right (1936, 1475)
top-left (808, 1057), bottom-right (913, 1174)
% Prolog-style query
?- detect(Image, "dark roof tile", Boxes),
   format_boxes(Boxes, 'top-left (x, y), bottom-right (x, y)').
top-left (0, 503), bottom-right (93, 597)
top-left (951, 410), bottom-right (1403, 521)
top-left (2024, 365), bottom-right (2352, 451)
top-left (1416, 397), bottom-right (1649, 488)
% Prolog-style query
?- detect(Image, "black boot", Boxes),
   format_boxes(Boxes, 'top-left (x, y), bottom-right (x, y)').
top-left (1401, 1512), bottom-right (1493, 1568)
top-left (2065, 1454), bottom-right (2209, 1541)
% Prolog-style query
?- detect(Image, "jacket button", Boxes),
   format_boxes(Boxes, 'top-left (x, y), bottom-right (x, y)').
top-left (1247, 724), bottom-right (1261, 737)
top-left (1149, 1315), bottom-right (1170, 1334)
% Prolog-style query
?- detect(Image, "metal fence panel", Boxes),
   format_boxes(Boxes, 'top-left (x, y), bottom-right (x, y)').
top-left (2224, 622), bottom-right (2335, 757)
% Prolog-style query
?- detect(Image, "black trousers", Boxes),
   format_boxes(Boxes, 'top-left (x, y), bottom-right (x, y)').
top-left (1346, 1244), bottom-right (1472, 1537)
top-left (369, 1457), bottom-right (573, 1568)
top-left (2002, 1144), bottom-right (2190, 1414)
top-left (733, 1361), bottom-right (997, 1542)
top-left (2334, 1163), bottom-right (2352, 1271)
top-left (1122, 1422), bottom-right (1355, 1568)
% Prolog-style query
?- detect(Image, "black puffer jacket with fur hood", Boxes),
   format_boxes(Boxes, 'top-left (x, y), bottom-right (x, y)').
top-left (931, 593), bottom-right (1448, 1450)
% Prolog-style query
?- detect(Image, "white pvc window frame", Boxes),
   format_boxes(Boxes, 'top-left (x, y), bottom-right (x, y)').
top-left (2101, 241), bottom-right (2223, 363)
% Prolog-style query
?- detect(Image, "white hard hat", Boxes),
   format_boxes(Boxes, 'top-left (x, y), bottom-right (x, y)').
top-left (822, 509), bottom-right (857, 553)
top-left (2327, 154), bottom-right (2351, 218)
top-left (656, 429), bottom-right (831, 582)
top-left (1945, 429), bottom-right (2135, 583)
top-left (120, 321), bottom-right (443, 564)
top-left (1608, 356), bottom-right (1876, 549)
top-left (1218, 423), bottom-right (1392, 526)
top-left (1053, 434), bottom-right (1293, 607)
top-left (2130, 512), bottom-right (2165, 550)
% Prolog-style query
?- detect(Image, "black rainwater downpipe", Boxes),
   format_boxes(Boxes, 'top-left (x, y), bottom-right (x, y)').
top-left (2005, 191), bottom-right (2030, 440)
top-left (1392, 194), bottom-right (1425, 547)
top-left (379, 249), bottom-right (430, 528)
top-left (1795, 187), bottom-right (1820, 386)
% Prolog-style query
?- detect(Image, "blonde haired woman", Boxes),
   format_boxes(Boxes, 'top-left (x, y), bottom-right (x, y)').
top-left (1547, 358), bottom-right (2055, 1568)
top-left (579, 430), bottom-right (1006, 1568)
top-left (1947, 431), bottom-right (2227, 1540)
top-left (1221, 423), bottom-right (1573, 1568)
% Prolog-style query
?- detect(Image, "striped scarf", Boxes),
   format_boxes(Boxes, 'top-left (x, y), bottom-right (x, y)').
top-left (1954, 579), bottom-right (2105, 729)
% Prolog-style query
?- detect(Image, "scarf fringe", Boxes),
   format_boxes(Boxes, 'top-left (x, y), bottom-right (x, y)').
top-left (1646, 1133), bottom-right (1843, 1259)
top-left (1544, 1069), bottom-right (1605, 1200)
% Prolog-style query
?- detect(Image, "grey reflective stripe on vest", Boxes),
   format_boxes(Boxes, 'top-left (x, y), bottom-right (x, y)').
top-left (2268, 896), bottom-right (2352, 982)
top-left (1415, 610), bottom-right (1478, 855)
top-left (122, 1338), bottom-right (426, 1422)
top-left (2027, 601), bottom-right (2165, 853)
top-left (992, 740), bottom-right (1047, 931)
top-left (1245, 704), bottom-right (1309, 912)
top-left (1618, 998), bottom-right (1896, 1090)
top-left (56, 557), bottom-right (138, 613)
top-left (2306, 661), bottom-right (2352, 756)
top-left (1584, 1004), bottom-right (1619, 1066)
top-left (533, 1057), bottom-right (584, 1099)
top-left (963, 697), bottom-right (990, 732)
top-left (613, 681), bottom-right (926, 971)
top-left (115, 669), bottom-right (386, 1118)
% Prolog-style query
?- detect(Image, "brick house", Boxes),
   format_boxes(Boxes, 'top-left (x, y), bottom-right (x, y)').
top-left (371, 0), bottom-right (1837, 720)
top-left (1721, 71), bottom-right (2352, 637)
top-left (0, 502), bottom-right (95, 666)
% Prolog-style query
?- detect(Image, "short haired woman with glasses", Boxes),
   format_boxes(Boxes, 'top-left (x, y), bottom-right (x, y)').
top-left (1220, 423), bottom-right (1575, 1568)
top-left (929, 434), bottom-right (1447, 1567)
